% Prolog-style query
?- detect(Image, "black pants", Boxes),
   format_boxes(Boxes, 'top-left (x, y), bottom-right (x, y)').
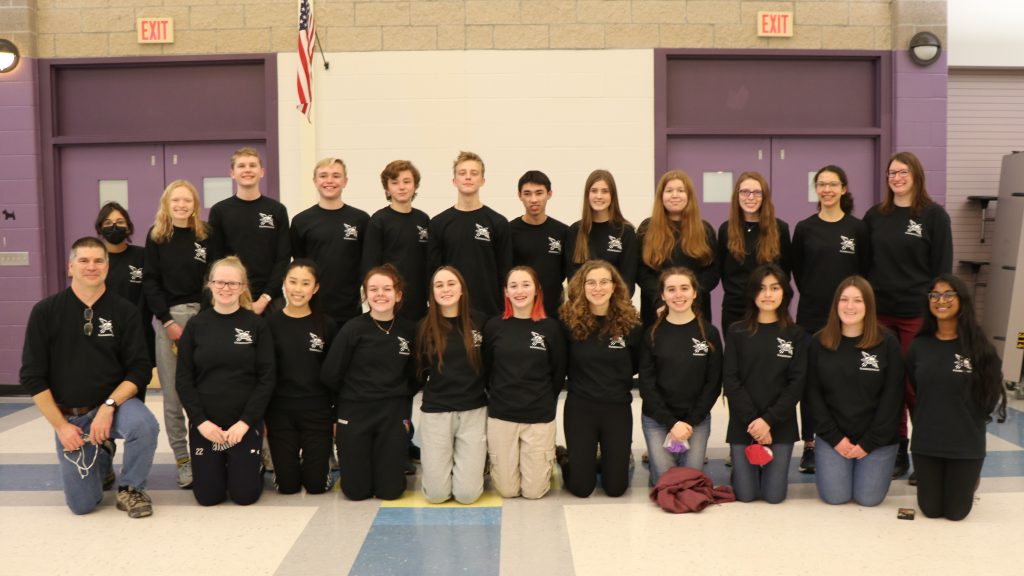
top-left (189, 423), bottom-right (264, 506)
top-left (562, 394), bottom-right (632, 498)
top-left (266, 405), bottom-right (333, 494)
top-left (912, 453), bottom-right (984, 521)
top-left (336, 398), bottom-right (408, 501)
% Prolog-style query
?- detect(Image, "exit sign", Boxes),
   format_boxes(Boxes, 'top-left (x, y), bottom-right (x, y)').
top-left (758, 11), bottom-right (793, 37)
top-left (137, 18), bottom-right (174, 44)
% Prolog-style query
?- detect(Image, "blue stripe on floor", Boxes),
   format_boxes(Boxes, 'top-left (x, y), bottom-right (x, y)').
top-left (0, 403), bottom-right (32, 418)
top-left (350, 507), bottom-right (501, 576)
top-left (987, 405), bottom-right (1024, 449)
top-left (0, 463), bottom-right (190, 490)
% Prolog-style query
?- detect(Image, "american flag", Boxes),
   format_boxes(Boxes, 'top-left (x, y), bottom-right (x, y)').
top-left (297, 0), bottom-right (315, 121)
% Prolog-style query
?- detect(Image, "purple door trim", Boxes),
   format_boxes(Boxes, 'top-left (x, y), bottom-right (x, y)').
top-left (654, 49), bottom-right (892, 194)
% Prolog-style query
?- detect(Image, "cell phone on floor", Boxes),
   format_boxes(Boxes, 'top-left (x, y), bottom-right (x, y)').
top-left (897, 508), bottom-right (916, 520)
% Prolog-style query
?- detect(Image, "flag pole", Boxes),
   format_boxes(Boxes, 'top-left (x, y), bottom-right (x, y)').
top-left (315, 31), bottom-right (329, 70)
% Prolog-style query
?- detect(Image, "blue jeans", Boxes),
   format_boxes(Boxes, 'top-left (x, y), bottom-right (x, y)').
top-left (815, 436), bottom-right (897, 507)
top-left (642, 414), bottom-right (711, 486)
top-left (729, 442), bottom-right (794, 504)
top-left (54, 398), bottom-right (159, 514)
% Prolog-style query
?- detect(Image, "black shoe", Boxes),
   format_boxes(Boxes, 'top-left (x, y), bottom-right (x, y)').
top-left (798, 446), bottom-right (815, 474)
top-left (101, 440), bottom-right (116, 490)
top-left (408, 443), bottom-right (421, 462)
top-left (404, 460), bottom-right (417, 475)
top-left (555, 445), bottom-right (569, 469)
top-left (908, 471), bottom-right (918, 486)
top-left (892, 452), bottom-right (910, 479)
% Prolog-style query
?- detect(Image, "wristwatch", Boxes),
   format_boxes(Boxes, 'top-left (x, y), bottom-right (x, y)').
top-left (104, 398), bottom-right (117, 409)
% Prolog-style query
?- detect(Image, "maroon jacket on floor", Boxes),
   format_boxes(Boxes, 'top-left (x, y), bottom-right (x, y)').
top-left (649, 466), bottom-right (736, 513)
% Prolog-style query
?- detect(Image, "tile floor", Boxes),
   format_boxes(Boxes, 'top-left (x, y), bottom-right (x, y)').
top-left (1, 391), bottom-right (1022, 576)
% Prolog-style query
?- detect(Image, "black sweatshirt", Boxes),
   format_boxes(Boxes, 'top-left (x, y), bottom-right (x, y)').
top-left (417, 311), bottom-right (488, 413)
top-left (908, 336), bottom-right (992, 459)
top-left (266, 311), bottom-right (338, 412)
top-left (143, 226), bottom-right (210, 322)
top-left (722, 322), bottom-right (806, 444)
top-left (428, 206), bottom-right (512, 317)
top-left (320, 313), bottom-right (417, 405)
top-left (208, 195), bottom-right (290, 299)
top-left (791, 214), bottom-right (870, 333)
top-left (806, 334), bottom-right (904, 452)
top-left (564, 318), bottom-right (641, 405)
top-left (20, 289), bottom-right (151, 406)
top-left (636, 218), bottom-right (719, 326)
top-left (175, 307), bottom-right (276, 429)
top-left (483, 316), bottom-right (567, 424)
top-left (565, 220), bottom-right (638, 293)
top-left (639, 319), bottom-right (723, 429)
top-left (106, 245), bottom-right (146, 306)
top-left (362, 205), bottom-right (430, 322)
top-left (290, 203), bottom-right (370, 325)
top-left (510, 216), bottom-right (569, 319)
top-left (864, 203), bottom-right (953, 318)
top-left (717, 219), bottom-right (791, 324)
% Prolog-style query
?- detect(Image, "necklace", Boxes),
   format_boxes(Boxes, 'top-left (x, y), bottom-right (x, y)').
top-left (373, 317), bottom-right (395, 335)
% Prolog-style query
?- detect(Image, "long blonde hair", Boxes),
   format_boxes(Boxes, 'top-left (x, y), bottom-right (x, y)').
top-left (642, 170), bottom-right (713, 269)
top-left (150, 180), bottom-right (207, 244)
top-left (208, 256), bottom-right (253, 310)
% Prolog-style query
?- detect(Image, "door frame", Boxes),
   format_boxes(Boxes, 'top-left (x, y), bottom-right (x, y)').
top-left (37, 54), bottom-right (279, 293)
top-left (654, 49), bottom-right (893, 201)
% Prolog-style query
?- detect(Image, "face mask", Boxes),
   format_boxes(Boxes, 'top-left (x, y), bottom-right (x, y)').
top-left (100, 225), bottom-right (128, 245)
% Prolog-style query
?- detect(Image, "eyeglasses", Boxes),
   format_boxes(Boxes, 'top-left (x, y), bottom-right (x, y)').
top-left (815, 181), bottom-right (842, 189)
top-left (210, 280), bottom-right (245, 290)
top-left (83, 307), bottom-right (94, 336)
top-left (927, 291), bottom-right (958, 303)
top-left (584, 279), bottom-right (613, 289)
top-left (738, 189), bottom-right (763, 199)
top-left (886, 169), bottom-right (910, 179)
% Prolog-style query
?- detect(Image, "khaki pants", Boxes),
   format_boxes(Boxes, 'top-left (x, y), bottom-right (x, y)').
top-left (420, 407), bottom-right (488, 504)
top-left (486, 417), bottom-right (555, 499)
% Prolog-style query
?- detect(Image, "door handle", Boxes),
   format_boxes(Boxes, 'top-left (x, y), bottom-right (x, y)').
top-left (779, 149), bottom-right (785, 160)
top-left (150, 155), bottom-right (156, 166)
top-left (758, 150), bottom-right (763, 161)
top-left (173, 154), bottom-right (178, 165)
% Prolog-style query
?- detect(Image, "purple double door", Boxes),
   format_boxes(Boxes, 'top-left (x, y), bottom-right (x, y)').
top-left (59, 141), bottom-right (267, 270)
top-left (668, 136), bottom-right (878, 330)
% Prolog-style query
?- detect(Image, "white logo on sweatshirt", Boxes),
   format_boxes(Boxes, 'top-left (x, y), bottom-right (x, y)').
top-left (417, 226), bottom-right (428, 243)
top-left (474, 224), bottom-right (491, 242)
top-left (953, 354), bottom-right (973, 374)
top-left (840, 235), bottom-right (856, 254)
top-left (258, 213), bottom-right (275, 229)
top-left (472, 329), bottom-right (483, 348)
top-left (859, 351), bottom-right (880, 372)
top-left (692, 338), bottom-right (709, 357)
top-left (607, 236), bottom-right (623, 253)
top-left (529, 331), bottom-right (547, 351)
top-left (905, 219), bottom-right (922, 238)
top-left (776, 338), bottom-right (794, 358)
top-left (193, 243), bottom-right (207, 263)
top-left (234, 328), bottom-right (253, 344)
top-left (548, 237), bottom-right (562, 254)
top-left (97, 318), bottom-right (114, 337)
top-left (128, 265), bottom-right (143, 283)
top-left (309, 333), bottom-right (324, 352)
top-left (608, 335), bottom-right (626, 349)
top-left (343, 223), bottom-right (358, 240)
top-left (397, 336), bottom-right (411, 356)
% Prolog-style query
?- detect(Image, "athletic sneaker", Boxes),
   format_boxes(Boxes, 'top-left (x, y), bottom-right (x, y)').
top-left (101, 440), bottom-right (116, 491)
top-left (799, 446), bottom-right (816, 474)
top-left (116, 487), bottom-right (153, 518)
top-left (176, 459), bottom-right (193, 489)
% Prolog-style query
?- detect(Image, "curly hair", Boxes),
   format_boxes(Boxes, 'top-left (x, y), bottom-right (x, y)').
top-left (559, 260), bottom-right (639, 342)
